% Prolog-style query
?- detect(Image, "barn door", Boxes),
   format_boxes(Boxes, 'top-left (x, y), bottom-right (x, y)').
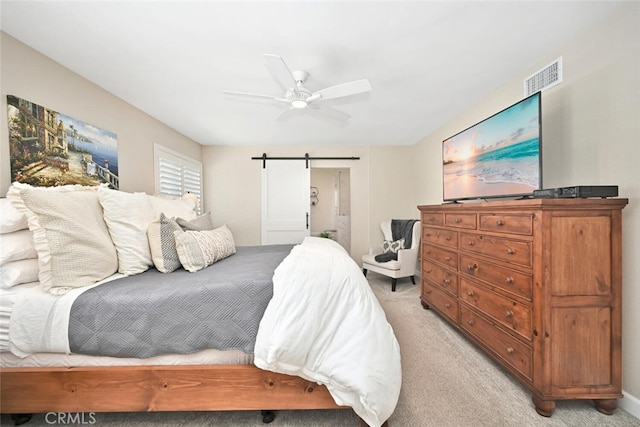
top-left (261, 160), bottom-right (310, 245)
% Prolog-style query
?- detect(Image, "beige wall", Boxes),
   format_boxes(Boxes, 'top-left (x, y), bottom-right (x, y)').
top-left (202, 144), bottom-right (418, 262)
top-left (411, 3), bottom-right (640, 411)
top-left (0, 32), bottom-right (202, 196)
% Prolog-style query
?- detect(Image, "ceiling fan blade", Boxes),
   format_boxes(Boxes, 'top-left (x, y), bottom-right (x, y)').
top-left (222, 90), bottom-right (288, 103)
top-left (276, 106), bottom-right (298, 121)
top-left (308, 104), bottom-right (351, 121)
top-left (264, 54), bottom-right (298, 91)
top-left (312, 79), bottom-right (372, 101)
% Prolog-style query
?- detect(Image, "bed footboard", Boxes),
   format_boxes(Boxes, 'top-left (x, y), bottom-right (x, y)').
top-left (0, 364), bottom-right (341, 413)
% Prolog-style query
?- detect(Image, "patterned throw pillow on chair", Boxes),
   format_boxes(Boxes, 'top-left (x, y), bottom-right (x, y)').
top-left (383, 238), bottom-right (405, 254)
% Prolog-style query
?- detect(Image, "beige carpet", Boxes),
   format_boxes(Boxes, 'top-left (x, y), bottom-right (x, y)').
top-left (2, 274), bottom-right (639, 427)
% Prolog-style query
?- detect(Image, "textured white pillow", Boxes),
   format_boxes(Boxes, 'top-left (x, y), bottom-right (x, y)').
top-left (0, 259), bottom-right (39, 288)
top-left (148, 195), bottom-right (196, 221)
top-left (98, 187), bottom-right (155, 275)
top-left (174, 225), bottom-right (236, 273)
top-left (6, 183), bottom-right (118, 294)
top-left (0, 229), bottom-right (37, 266)
top-left (0, 198), bottom-right (29, 233)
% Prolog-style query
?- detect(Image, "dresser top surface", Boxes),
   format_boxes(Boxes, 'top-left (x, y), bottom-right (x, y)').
top-left (418, 198), bottom-right (628, 212)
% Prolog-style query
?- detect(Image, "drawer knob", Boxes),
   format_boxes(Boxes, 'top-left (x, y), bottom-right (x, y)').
top-left (444, 303), bottom-right (451, 308)
top-left (445, 236), bottom-right (451, 241)
top-left (467, 263), bottom-right (478, 271)
top-left (454, 218), bottom-right (462, 223)
top-left (505, 310), bottom-right (514, 318)
top-left (426, 232), bottom-right (432, 237)
top-left (467, 319), bottom-right (475, 326)
top-left (443, 279), bottom-right (451, 285)
top-left (505, 276), bottom-right (514, 284)
top-left (467, 290), bottom-right (474, 297)
top-left (506, 248), bottom-right (515, 255)
top-left (506, 347), bottom-right (515, 355)
top-left (496, 220), bottom-right (504, 226)
top-left (467, 240), bottom-right (475, 246)
top-left (444, 256), bottom-right (451, 261)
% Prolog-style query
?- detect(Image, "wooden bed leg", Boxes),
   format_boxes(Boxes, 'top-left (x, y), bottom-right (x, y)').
top-left (261, 410), bottom-right (275, 423)
top-left (10, 414), bottom-right (32, 426)
top-left (358, 417), bottom-right (389, 427)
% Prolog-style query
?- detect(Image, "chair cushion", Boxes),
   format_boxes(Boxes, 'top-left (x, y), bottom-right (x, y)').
top-left (362, 254), bottom-right (400, 270)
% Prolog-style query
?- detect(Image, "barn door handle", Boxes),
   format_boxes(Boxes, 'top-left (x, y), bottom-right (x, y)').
top-left (306, 212), bottom-right (309, 229)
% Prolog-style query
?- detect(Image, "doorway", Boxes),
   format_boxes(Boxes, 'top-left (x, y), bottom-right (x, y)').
top-left (310, 168), bottom-right (351, 252)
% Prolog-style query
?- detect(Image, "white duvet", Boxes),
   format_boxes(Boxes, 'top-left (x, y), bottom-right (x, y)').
top-left (254, 237), bottom-right (402, 427)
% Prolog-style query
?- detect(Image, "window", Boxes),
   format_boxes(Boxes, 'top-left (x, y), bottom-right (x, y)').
top-left (154, 144), bottom-right (203, 213)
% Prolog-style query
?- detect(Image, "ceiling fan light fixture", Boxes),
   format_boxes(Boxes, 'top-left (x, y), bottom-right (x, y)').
top-left (291, 100), bottom-right (308, 109)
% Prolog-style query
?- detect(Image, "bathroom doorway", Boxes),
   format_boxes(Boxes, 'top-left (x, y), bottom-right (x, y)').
top-left (310, 168), bottom-right (351, 252)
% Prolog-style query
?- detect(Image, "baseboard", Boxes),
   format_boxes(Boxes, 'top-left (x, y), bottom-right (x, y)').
top-left (621, 390), bottom-right (640, 420)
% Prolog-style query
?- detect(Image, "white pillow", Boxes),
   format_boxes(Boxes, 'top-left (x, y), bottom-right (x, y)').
top-left (0, 259), bottom-right (39, 288)
top-left (174, 225), bottom-right (236, 273)
top-left (6, 183), bottom-right (118, 294)
top-left (0, 229), bottom-right (37, 266)
top-left (98, 187), bottom-right (155, 275)
top-left (0, 198), bottom-right (29, 234)
top-left (148, 195), bottom-right (196, 221)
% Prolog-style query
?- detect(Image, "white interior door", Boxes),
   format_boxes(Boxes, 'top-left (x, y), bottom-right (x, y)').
top-left (261, 160), bottom-right (310, 245)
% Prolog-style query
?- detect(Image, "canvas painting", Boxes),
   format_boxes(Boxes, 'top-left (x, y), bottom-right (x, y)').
top-left (7, 95), bottom-right (118, 189)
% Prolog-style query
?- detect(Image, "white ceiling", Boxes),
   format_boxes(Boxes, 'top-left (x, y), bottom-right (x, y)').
top-left (0, 1), bottom-right (625, 146)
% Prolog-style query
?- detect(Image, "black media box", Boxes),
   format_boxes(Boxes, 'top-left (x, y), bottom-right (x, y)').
top-left (533, 185), bottom-right (619, 199)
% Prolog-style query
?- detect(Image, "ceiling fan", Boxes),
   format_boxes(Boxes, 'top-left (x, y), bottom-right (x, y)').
top-left (223, 54), bottom-right (372, 121)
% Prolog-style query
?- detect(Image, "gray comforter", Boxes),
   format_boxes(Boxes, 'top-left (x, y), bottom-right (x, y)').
top-left (68, 244), bottom-right (293, 358)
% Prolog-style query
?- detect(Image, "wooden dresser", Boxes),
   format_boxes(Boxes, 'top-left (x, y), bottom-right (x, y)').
top-left (418, 198), bottom-right (628, 416)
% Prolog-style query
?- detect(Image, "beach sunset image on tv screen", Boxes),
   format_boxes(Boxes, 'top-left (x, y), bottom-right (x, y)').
top-left (442, 92), bottom-right (541, 201)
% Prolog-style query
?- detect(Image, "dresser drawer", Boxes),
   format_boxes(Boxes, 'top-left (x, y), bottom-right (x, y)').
top-left (423, 261), bottom-right (458, 296)
top-left (423, 284), bottom-right (458, 323)
top-left (445, 213), bottom-right (477, 229)
top-left (460, 305), bottom-right (532, 381)
top-left (422, 212), bottom-right (444, 226)
top-left (460, 254), bottom-right (532, 300)
top-left (424, 227), bottom-right (458, 249)
top-left (460, 232), bottom-right (532, 267)
top-left (423, 244), bottom-right (458, 270)
top-left (479, 213), bottom-right (533, 236)
top-left (460, 278), bottom-right (532, 340)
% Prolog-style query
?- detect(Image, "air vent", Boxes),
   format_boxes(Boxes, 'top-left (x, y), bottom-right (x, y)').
top-left (524, 57), bottom-right (563, 97)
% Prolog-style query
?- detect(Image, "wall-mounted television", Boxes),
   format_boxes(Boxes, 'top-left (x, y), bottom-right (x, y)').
top-left (442, 92), bottom-right (542, 202)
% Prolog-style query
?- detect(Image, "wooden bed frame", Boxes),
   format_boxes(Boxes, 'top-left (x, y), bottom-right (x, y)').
top-left (0, 364), bottom-right (383, 426)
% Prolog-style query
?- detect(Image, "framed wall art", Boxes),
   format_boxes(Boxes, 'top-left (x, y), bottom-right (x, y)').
top-left (7, 95), bottom-right (118, 189)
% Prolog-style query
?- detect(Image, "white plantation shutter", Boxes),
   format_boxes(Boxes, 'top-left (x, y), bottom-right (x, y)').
top-left (154, 144), bottom-right (203, 213)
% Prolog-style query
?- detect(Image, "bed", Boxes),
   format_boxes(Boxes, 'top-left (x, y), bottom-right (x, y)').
top-left (0, 184), bottom-right (401, 427)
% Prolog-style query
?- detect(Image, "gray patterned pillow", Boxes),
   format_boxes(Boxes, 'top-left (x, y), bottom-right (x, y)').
top-left (147, 213), bottom-right (183, 273)
top-left (176, 211), bottom-right (213, 231)
top-left (383, 238), bottom-right (405, 254)
top-left (174, 225), bottom-right (236, 273)
top-left (148, 212), bottom-right (215, 273)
